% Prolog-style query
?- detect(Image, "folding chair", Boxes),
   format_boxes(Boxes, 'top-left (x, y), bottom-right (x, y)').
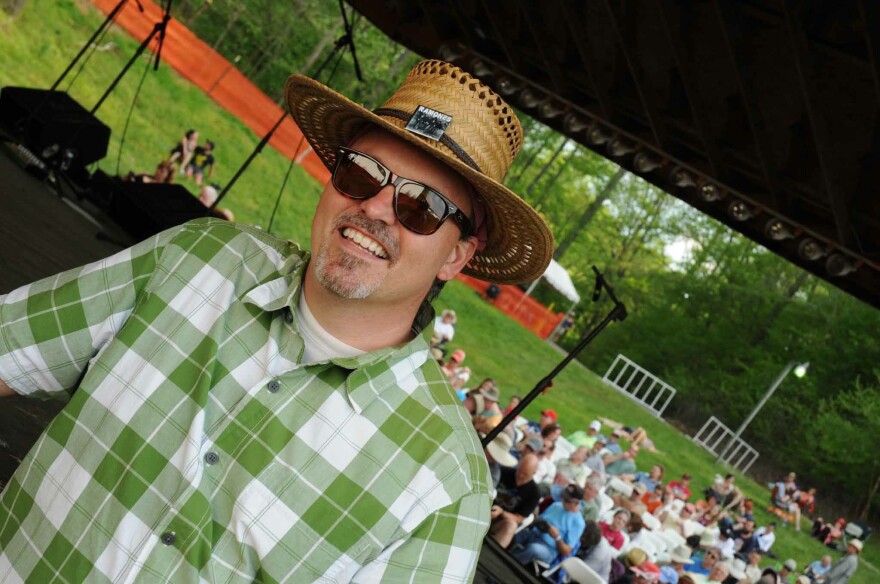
top-left (542, 557), bottom-right (605, 584)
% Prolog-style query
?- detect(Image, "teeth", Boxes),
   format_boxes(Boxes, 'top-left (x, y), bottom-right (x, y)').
top-left (342, 227), bottom-right (388, 259)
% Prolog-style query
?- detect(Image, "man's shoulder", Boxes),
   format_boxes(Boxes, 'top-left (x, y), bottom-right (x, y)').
top-left (171, 219), bottom-right (304, 263)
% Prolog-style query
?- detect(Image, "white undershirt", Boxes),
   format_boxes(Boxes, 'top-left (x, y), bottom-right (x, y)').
top-left (296, 292), bottom-right (365, 364)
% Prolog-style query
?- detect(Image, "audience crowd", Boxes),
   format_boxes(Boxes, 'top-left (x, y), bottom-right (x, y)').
top-left (434, 312), bottom-right (866, 584)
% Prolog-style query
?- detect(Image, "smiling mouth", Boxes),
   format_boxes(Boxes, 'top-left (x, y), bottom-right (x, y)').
top-left (340, 227), bottom-right (389, 259)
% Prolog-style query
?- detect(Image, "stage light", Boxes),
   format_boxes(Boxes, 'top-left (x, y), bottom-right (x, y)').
top-left (521, 88), bottom-right (544, 108)
top-left (539, 101), bottom-right (563, 119)
top-left (471, 59), bottom-right (492, 77)
top-left (587, 123), bottom-right (609, 145)
top-left (826, 253), bottom-right (857, 277)
top-left (497, 77), bottom-right (518, 95)
top-left (633, 152), bottom-right (660, 173)
top-left (728, 199), bottom-right (753, 221)
top-left (671, 168), bottom-right (695, 188)
top-left (797, 238), bottom-right (826, 261)
top-left (793, 362), bottom-right (810, 378)
top-left (563, 113), bottom-right (587, 133)
top-left (764, 219), bottom-right (793, 241)
top-left (608, 137), bottom-right (635, 157)
top-left (699, 182), bottom-right (724, 202)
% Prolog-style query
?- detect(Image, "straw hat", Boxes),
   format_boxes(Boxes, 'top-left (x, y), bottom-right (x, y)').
top-left (285, 60), bottom-right (554, 284)
top-left (729, 558), bottom-right (748, 579)
top-left (669, 545), bottom-right (694, 564)
top-left (485, 432), bottom-right (517, 467)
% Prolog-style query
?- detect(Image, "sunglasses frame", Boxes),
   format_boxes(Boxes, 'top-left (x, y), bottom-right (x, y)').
top-left (332, 146), bottom-right (473, 236)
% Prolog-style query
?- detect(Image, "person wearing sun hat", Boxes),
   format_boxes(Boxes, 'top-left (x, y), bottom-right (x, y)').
top-left (0, 60), bottom-right (552, 581)
top-left (823, 538), bottom-right (861, 584)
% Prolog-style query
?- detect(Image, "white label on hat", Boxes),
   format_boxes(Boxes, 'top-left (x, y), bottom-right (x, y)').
top-left (405, 105), bottom-right (452, 141)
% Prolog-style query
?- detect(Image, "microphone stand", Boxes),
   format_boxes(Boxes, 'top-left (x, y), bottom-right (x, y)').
top-left (210, 0), bottom-right (364, 211)
top-left (91, 0), bottom-right (172, 115)
top-left (480, 266), bottom-right (628, 448)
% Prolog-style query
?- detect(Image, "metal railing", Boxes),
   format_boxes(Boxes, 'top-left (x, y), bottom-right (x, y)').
top-left (601, 354), bottom-right (677, 418)
top-left (692, 416), bottom-right (760, 473)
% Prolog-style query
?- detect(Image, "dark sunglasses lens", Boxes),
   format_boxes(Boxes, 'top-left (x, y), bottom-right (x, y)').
top-left (335, 152), bottom-right (385, 199)
top-left (396, 182), bottom-right (447, 233)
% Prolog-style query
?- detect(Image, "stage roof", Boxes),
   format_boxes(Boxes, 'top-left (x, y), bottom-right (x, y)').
top-left (348, 0), bottom-right (880, 308)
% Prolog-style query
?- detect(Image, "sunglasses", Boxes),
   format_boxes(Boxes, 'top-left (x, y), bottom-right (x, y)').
top-left (332, 147), bottom-right (473, 236)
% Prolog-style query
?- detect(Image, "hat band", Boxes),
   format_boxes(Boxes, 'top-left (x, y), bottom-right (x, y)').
top-left (373, 108), bottom-right (483, 173)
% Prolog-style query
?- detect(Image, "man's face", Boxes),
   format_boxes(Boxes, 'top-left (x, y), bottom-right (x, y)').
top-left (309, 129), bottom-right (476, 303)
top-left (612, 512), bottom-right (628, 531)
top-left (540, 414), bottom-right (554, 427)
top-left (749, 551), bottom-right (761, 565)
top-left (822, 555), bottom-right (831, 567)
top-left (571, 446), bottom-right (588, 464)
top-left (708, 562), bottom-right (728, 581)
top-left (516, 454), bottom-right (538, 484)
top-left (702, 549), bottom-right (719, 569)
top-left (563, 497), bottom-right (580, 513)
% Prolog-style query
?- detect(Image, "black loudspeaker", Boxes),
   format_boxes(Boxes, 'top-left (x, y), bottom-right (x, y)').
top-left (89, 171), bottom-right (212, 241)
top-left (0, 87), bottom-right (111, 167)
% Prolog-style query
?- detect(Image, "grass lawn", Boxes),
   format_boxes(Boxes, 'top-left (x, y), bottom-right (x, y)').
top-left (0, 1), bottom-right (876, 582)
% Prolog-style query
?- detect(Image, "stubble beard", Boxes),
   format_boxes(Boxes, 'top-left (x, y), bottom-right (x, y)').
top-left (313, 214), bottom-right (398, 300)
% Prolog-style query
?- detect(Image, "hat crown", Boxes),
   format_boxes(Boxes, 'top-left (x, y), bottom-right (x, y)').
top-left (378, 60), bottom-right (522, 182)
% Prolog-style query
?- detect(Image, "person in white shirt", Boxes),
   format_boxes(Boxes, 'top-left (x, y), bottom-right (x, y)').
top-left (433, 308), bottom-right (456, 342)
top-left (755, 522), bottom-right (777, 554)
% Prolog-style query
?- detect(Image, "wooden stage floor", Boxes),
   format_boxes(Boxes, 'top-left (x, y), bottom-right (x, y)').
top-left (0, 144), bottom-right (135, 487)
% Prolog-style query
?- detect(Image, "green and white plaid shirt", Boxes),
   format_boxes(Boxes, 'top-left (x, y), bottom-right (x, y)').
top-left (0, 219), bottom-right (491, 583)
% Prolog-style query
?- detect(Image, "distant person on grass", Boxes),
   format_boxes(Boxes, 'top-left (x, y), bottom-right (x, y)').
top-left (168, 127), bottom-right (198, 172)
top-left (822, 539), bottom-right (861, 584)
top-left (0, 60), bottom-right (554, 580)
top-left (126, 159), bottom-right (175, 184)
top-left (186, 139), bottom-right (216, 186)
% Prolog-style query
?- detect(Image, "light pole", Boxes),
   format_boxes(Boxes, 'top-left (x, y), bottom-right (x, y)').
top-left (717, 361), bottom-right (809, 463)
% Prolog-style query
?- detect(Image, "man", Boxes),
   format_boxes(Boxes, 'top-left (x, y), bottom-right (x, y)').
top-left (606, 444), bottom-right (640, 476)
top-left (668, 473), bottom-right (693, 501)
top-left (734, 518), bottom-right (759, 556)
top-left (706, 561), bottom-right (731, 583)
top-left (585, 437), bottom-right (609, 478)
top-left (745, 549), bottom-right (764, 583)
top-left (605, 427), bottom-right (625, 455)
top-left (528, 408), bottom-right (558, 434)
top-left (491, 453), bottom-right (543, 548)
top-left (823, 539), bottom-right (861, 584)
top-left (485, 431), bottom-right (519, 489)
top-left (512, 484), bottom-right (586, 565)
top-left (0, 60), bottom-right (554, 581)
top-left (686, 547), bottom-right (721, 577)
top-left (805, 555), bottom-right (832, 581)
top-left (777, 559), bottom-right (797, 584)
top-left (581, 478), bottom-right (603, 522)
top-left (557, 444), bottom-right (592, 488)
top-left (755, 522), bottom-right (777, 557)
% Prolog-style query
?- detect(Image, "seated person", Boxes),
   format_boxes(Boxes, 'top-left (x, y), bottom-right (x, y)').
top-left (581, 478), bottom-right (603, 523)
top-left (584, 438), bottom-right (608, 480)
top-left (733, 518), bottom-right (759, 556)
top-left (634, 463), bottom-right (665, 493)
top-left (667, 473), bottom-right (693, 501)
top-left (755, 522), bottom-right (777, 557)
top-left (599, 508), bottom-right (630, 550)
top-left (511, 485), bottom-right (586, 565)
top-left (568, 420), bottom-right (605, 449)
top-left (126, 160), bottom-right (175, 184)
top-left (696, 493), bottom-right (726, 527)
top-left (574, 520), bottom-right (617, 583)
top-left (615, 482), bottom-right (648, 517)
top-left (642, 483), bottom-right (667, 515)
top-left (490, 453), bottom-right (542, 548)
top-left (605, 444), bottom-right (640, 476)
top-left (712, 474), bottom-right (744, 513)
top-left (557, 445), bottom-right (592, 488)
top-left (685, 546), bottom-right (720, 576)
top-left (805, 555), bottom-right (832, 581)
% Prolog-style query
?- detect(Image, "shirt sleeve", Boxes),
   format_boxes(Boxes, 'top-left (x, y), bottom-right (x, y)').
top-left (351, 492), bottom-right (491, 583)
top-left (0, 229), bottom-right (173, 397)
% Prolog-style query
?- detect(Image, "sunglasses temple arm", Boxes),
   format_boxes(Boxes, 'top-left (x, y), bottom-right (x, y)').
top-left (480, 267), bottom-right (627, 448)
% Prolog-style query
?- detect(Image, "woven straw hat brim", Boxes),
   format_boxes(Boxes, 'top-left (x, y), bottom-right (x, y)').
top-left (285, 74), bottom-right (554, 285)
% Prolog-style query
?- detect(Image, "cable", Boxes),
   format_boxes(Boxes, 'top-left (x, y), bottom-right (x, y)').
top-left (65, 22), bottom-right (115, 93)
top-left (265, 48), bottom-right (348, 234)
top-left (116, 51), bottom-right (154, 175)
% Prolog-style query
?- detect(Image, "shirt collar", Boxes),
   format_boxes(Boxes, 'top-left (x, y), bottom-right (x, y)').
top-left (241, 251), bottom-right (439, 414)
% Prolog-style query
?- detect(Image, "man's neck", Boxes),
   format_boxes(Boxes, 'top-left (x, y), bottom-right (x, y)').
top-left (302, 265), bottom-right (423, 352)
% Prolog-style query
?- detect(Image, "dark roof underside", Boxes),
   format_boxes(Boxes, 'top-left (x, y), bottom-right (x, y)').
top-left (348, 0), bottom-right (880, 308)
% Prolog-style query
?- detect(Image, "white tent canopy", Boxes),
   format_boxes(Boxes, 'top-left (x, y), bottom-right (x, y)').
top-left (542, 259), bottom-right (580, 304)
top-left (521, 259), bottom-right (581, 305)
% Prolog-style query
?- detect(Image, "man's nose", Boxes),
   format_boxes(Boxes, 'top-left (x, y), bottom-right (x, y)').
top-left (359, 184), bottom-right (397, 225)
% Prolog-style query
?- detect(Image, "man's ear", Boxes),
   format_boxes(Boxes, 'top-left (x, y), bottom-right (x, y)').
top-left (437, 236), bottom-right (478, 282)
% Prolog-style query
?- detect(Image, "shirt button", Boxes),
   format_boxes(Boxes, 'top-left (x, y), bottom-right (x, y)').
top-left (160, 531), bottom-right (176, 546)
top-left (267, 379), bottom-right (281, 393)
top-left (204, 451), bottom-right (220, 465)
top-left (284, 308), bottom-right (293, 324)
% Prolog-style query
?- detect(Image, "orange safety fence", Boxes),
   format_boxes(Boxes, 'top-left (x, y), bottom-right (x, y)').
top-left (456, 274), bottom-right (565, 340)
top-left (90, 0), bottom-right (331, 185)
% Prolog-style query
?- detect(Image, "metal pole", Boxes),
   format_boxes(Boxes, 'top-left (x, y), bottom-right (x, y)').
top-left (717, 361), bottom-right (795, 463)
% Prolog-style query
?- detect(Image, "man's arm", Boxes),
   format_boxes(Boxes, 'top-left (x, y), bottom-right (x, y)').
top-left (0, 378), bottom-right (13, 397)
